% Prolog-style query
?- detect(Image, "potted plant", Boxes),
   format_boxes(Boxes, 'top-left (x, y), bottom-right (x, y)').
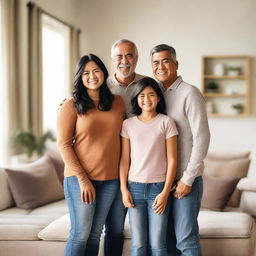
top-left (12, 130), bottom-right (56, 162)
top-left (226, 66), bottom-right (242, 76)
top-left (206, 82), bottom-right (219, 93)
top-left (232, 103), bottom-right (244, 114)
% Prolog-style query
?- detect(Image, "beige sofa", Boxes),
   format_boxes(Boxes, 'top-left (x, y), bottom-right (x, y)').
top-left (0, 150), bottom-right (256, 256)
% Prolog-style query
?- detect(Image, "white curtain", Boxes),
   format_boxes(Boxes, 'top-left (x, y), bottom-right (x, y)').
top-left (0, 0), bottom-right (18, 164)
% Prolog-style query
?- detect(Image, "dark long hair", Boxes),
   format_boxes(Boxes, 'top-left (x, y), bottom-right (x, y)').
top-left (131, 77), bottom-right (166, 115)
top-left (72, 54), bottom-right (114, 114)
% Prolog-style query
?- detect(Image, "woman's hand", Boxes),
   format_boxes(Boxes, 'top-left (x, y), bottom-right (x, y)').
top-left (79, 181), bottom-right (96, 204)
top-left (121, 189), bottom-right (134, 208)
top-left (152, 192), bottom-right (169, 214)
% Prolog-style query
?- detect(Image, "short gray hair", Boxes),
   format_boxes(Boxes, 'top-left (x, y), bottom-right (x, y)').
top-left (111, 39), bottom-right (138, 59)
top-left (150, 44), bottom-right (177, 63)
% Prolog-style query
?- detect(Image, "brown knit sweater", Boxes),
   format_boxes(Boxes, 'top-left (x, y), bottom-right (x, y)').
top-left (57, 95), bottom-right (125, 184)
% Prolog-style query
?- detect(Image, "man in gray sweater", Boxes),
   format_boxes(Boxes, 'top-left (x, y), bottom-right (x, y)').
top-left (150, 44), bottom-right (210, 256)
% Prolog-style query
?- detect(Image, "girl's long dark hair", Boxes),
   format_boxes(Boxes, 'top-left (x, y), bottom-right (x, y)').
top-left (72, 54), bottom-right (114, 114)
top-left (131, 77), bottom-right (166, 115)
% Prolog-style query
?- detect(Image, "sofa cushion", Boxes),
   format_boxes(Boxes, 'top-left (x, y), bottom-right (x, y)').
top-left (201, 175), bottom-right (239, 211)
top-left (0, 215), bottom-right (57, 240)
top-left (204, 156), bottom-right (250, 207)
top-left (199, 211), bottom-right (254, 238)
top-left (0, 168), bottom-right (14, 210)
top-left (5, 155), bottom-right (64, 209)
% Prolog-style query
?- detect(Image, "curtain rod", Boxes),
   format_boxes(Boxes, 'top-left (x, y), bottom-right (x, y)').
top-left (27, 1), bottom-right (81, 33)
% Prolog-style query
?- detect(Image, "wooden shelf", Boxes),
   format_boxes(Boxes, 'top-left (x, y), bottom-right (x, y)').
top-left (201, 55), bottom-right (251, 117)
top-left (203, 75), bottom-right (246, 79)
top-left (204, 93), bottom-right (246, 97)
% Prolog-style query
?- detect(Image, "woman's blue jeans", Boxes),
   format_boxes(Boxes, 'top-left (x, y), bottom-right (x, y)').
top-left (64, 176), bottom-right (120, 256)
top-left (128, 181), bottom-right (170, 256)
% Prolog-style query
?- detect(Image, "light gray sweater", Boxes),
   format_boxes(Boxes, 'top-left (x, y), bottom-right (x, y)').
top-left (161, 76), bottom-right (210, 186)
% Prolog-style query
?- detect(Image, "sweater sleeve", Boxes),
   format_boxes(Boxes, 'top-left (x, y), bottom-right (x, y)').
top-left (57, 98), bottom-right (90, 185)
top-left (181, 88), bottom-right (211, 186)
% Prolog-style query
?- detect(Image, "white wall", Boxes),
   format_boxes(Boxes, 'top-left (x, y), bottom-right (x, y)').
top-left (77, 0), bottom-right (256, 161)
top-left (16, 0), bottom-right (256, 167)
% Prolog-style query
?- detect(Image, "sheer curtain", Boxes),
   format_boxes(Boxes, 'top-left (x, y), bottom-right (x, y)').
top-left (0, 0), bottom-right (18, 165)
top-left (27, 3), bottom-right (80, 135)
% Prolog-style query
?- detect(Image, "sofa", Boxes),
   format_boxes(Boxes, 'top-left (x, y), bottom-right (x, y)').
top-left (0, 148), bottom-right (256, 256)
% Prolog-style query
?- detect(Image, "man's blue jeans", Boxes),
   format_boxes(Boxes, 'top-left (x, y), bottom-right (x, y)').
top-left (167, 176), bottom-right (203, 256)
top-left (128, 181), bottom-right (170, 256)
top-left (104, 190), bottom-right (127, 256)
top-left (64, 176), bottom-right (120, 256)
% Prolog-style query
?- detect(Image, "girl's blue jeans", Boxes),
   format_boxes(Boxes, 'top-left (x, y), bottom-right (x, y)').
top-left (128, 181), bottom-right (170, 256)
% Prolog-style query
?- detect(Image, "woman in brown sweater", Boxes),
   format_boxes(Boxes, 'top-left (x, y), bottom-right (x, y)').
top-left (57, 54), bottom-right (125, 256)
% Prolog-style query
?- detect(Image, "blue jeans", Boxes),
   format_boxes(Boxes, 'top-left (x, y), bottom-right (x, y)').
top-left (64, 176), bottom-right (120, 256)
top-left (104, 190), bottom-right (127, 256)
top-left (167, 176), bottom-right (203, 256)
top-left (128, 181), bottom-right (170, 256)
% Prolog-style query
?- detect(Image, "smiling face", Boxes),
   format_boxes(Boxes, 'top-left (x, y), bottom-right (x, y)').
top-left (151, 50), bottom-right (178, 88)
top-left (137, 86), bottom-right (159, 113)
top-left (82, 61), bottom-right (104, 92)
top-left (112, 42), bottom-right (138, 79)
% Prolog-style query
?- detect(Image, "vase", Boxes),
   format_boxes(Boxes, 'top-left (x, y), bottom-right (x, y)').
top-left (213, 63), bottom-right (224, 76)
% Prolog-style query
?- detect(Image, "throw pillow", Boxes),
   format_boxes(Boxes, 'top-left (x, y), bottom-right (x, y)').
top-left (5, 155), bottom-right (64, 209)
top-left (0, 168), bottom-right (14, 210)
top-left (46, 144), bottom-right (64, 184)
top-left (206, 152), bottom-right (250, 161)
top-left (201, 175), bottom-right (240, 211)
top-left (204, 157), bottom-right (250, 207)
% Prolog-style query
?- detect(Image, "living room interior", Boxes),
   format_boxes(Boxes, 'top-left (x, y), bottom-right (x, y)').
top-left (0, 0), bottom-right (256, 255)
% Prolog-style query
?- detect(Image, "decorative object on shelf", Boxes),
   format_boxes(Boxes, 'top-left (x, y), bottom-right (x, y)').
top-left (206, 82), bottom-right (219, 93)
top-left (231, 103), bottom-right (244, 114)
top-left (226, 66), bottom-right (242, 76)
top-left (12, 130), bottom-right (56, 158)
top-left (213, 63), bottom-right (225, 76)
top-left (206, 101), bottom-right (215, 114)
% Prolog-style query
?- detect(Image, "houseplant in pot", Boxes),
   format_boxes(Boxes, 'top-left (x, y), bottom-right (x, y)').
top-left (206, 82), bottom-right (219, 93)
top-left (231, 103), bottom-right (244, 114)
top-left (11, 130), bottom-right (56, 163)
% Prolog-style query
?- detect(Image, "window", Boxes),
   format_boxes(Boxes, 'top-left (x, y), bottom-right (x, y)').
top-left (42, 14), bottom-right (70, 134)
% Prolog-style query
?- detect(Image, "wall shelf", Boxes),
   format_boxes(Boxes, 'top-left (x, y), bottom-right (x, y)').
top-left (201, 55), bottom-right (251, 117)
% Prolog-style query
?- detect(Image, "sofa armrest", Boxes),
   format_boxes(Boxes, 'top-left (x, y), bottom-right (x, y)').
top-left (237, 178), bottom-right (256, 192)
top-left (237, 178), bottom-right (256, 217)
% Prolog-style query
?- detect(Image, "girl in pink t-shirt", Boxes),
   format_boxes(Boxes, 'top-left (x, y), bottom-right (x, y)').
top-left (120, 77), bottom-right (178, 256)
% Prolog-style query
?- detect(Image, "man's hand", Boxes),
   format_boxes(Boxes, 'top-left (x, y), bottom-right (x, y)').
top-left (58, 98), bottom-right (67, 109)
top-left (173, 180), bottom-right (192, 199)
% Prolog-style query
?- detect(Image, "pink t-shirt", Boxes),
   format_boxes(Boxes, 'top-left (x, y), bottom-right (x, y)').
top-left (121, 113), bottom-right (178, 183)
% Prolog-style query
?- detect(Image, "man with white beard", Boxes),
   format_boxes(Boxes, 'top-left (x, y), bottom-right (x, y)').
top-left (107, 39), bottom-right (144, 117)
top-left (104, 39), bottom-right (144, 256)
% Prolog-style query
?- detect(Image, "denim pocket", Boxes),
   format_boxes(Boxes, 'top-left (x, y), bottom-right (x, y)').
top-left (149, 182), bottom-right (165, 198)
